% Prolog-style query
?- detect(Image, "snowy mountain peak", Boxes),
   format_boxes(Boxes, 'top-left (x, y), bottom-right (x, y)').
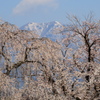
top-left (49, 21), bottom-right (62, 25)
top-left (20, 21), bottom-right (65, 41)
top-left (21, 21), bottom-right (62, 30)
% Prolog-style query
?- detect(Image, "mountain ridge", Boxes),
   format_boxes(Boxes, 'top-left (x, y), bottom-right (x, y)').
top-left (20, 21), bottom-right (65, 41)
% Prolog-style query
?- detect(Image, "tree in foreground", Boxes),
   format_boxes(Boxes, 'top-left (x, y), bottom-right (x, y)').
top-left (0, 14), bottom-right (100, 100)
top-left (61, 13), bottom-right (100, 99)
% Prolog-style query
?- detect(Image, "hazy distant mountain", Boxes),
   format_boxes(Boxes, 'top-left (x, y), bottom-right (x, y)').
top-left (20, 21), bottom-right (65, 41)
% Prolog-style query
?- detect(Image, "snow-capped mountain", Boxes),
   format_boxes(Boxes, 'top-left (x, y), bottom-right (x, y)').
top-left (20, 21), bottom-right (65, 41)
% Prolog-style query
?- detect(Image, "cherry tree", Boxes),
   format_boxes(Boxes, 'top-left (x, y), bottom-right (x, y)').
top-left (0, 17), bottom-right (100, 100)
top-left (61, 14), bottom-right (100, 99)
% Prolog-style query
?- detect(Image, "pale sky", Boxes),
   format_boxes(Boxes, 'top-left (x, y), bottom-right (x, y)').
top-left (0, 0), bottom-right (100, 27)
